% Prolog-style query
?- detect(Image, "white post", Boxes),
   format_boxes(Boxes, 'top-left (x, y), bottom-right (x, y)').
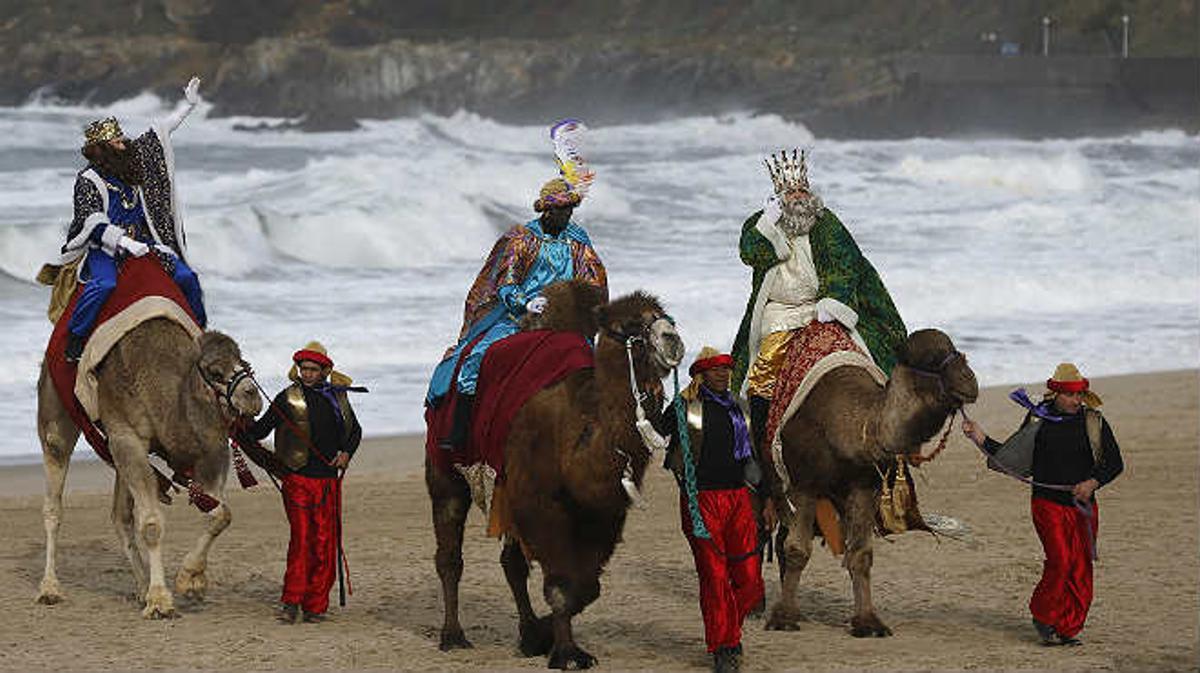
top-left (1042, 16), bottom-right (1052, 56)
top-left (1121, 15), bottom-right (1130, 58)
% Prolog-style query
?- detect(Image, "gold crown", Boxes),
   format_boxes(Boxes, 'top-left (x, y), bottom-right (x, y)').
top-left (764, 149), bottom-right (809, 197)
top-left (83, 117), bottom-right (125, 145)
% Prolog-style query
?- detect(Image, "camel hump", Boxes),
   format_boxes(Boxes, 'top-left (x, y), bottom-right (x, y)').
top-left (521, 279), bottom-right (605, 336)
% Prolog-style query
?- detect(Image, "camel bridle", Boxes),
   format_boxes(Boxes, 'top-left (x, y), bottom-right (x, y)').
top-left (905, 349), bottom-right (967, 405)
top-left (198, 359), bottom-right (255, 416)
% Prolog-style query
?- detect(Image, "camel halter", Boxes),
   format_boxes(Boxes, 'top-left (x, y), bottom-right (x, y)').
top-left (198, 359), bottom-right (255, 413)
top-left (611, 317), bottom-right (677, 508)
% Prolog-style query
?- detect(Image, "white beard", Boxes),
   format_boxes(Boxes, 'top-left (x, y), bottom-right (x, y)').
top-left (779, 193), bottom-right (823, 238)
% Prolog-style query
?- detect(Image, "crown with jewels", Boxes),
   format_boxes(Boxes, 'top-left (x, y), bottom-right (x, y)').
top-left (83, 117), bottom-right (125, 145)
top-left (764, 149), bottom-right (810, 197)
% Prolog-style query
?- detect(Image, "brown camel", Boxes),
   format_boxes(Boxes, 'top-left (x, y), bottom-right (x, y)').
top-left (35, 319), bottom-right (262, 618)
top-left (427, 281), bottom-right (685, 669)
top-left (765, 328), bottom-right (978, 637)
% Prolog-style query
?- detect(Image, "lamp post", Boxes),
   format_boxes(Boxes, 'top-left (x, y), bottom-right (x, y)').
top-left (1042, 16), bottom-right (1052, 56)
top-left (1121, 14), bottom-right (1130, 58)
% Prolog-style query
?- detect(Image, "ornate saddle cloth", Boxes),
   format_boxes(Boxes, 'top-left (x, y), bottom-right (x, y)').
top-left (44, 255), bottom-right (202, 462)
top-left (764, 320), bottom-right (886, 496)
top-left (425, 330), bottom-right (593, 486)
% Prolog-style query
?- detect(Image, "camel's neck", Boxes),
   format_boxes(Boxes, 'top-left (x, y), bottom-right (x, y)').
top-left (169, 364), bottom-right (229, 471)
top-left (875, 366), bottom-right (953, 456)
top-left (566, 343), bottom-right (657, 506)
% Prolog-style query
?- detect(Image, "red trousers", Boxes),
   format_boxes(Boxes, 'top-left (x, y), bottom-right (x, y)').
top-left (281, 473), bottom-right (341, 614)
top-left (681, 488), bottom-right (764, 652)
top-left (1029, 497), bottom-right (1099, 638)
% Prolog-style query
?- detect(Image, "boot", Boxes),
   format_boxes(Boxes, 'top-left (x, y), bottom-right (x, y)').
top-left (749, 395), bottom-right (770, 451)
top-left (712, 643), bottom-right (742, 673)
top-left (440, 393), bottom-right (475, 451)
top-left (64, 333), bottom-right (86, 364)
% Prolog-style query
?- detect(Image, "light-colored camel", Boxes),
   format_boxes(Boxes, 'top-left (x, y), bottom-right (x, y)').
top-left (36, 319), bottom-right (261, 618)
top-left (765, 328), bottom-right (978, 637)
top-left (428, 281), bottom-right (684, 669)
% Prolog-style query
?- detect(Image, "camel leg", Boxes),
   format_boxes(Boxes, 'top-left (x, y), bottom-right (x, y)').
top-left (501, 538), bottom-right (553, 657)
top-left (427, 461), bottom-right (472, 650)
top-left (111, 473), bottom-right (149, 597)
top-left (843, 486), bottom-right (890, 637)
top-left (175, 500), bottom-right (231, 602)
top-left (543, 571), bottom-right (600, 670)
top-left (110, 426), bottom-right (176, 619)
top-left (766, 490), bottom-right (816, 631)
top-left (35, 368), bottom-right (79, 605)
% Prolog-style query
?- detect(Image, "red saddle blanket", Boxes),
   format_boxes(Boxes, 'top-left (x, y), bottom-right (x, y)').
top-left (425, 330), bottom-right (593, 479)
top-left (45, 255), bottom-right (200, 462)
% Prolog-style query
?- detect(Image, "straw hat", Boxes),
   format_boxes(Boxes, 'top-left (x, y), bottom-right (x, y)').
top-left (1043, 362), bottom-right (1102, 408)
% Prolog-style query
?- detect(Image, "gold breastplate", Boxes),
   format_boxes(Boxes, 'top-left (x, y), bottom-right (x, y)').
top-left (273, 385), bottom-right (311, 470)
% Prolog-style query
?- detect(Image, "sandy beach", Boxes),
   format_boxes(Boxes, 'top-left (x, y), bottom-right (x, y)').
top-left (0, 370), bottom-right (1195, 672)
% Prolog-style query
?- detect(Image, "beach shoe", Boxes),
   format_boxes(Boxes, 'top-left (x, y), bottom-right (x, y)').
top-left (278, 603), bottom-right (300, 624)
top-left (1032, 619), bottom-right (1057, 645)
top-left (1056, 634), bottom-right (1083, 647)
top-left (712, 644), bottom-right (742, 673)
top-left (303, 611), bottom-right (328, 623)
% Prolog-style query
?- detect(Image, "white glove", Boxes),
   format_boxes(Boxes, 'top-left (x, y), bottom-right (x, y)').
top-left (816, 305), bottom-right (834, 323)
top-left (635, 419), bottom-right (669, 453)
top-left (525, 296), bottom-right (548, 315)
top-left (118, 236), bottom-right (150, 258)
top-left (762, 195), bottom-right (783, 226)
top-left (98, 224), bottom-right (124, 256)
top-left (183, 76), bottom-right (202, 105)
top-left (152, 243), bottom-right (178, 258)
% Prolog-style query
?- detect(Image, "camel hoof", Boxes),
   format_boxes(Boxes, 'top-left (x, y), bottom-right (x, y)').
top-left (175, 567), bottom-right (208, 601)
top-left (36, 579), bottom-right (64, 605)
top-left (438, 627), bottom-right (473, 651)
top-left (765, 604), bottom-right (802, 631)
top-left (141, 587), bottom-right (177, 620)
top-left (850, 615), bottom-right (892, 638)
top-left (547, 644), bottom-right (597, 670)
top-left (518, 615), bottom-right (555, 657)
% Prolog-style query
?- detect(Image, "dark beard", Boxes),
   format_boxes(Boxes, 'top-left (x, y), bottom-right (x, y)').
top-left (85, 143), bottom-right (143, 185)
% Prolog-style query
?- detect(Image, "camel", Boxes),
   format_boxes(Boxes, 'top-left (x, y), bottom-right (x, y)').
top-left (764, 328), bottom-right (978, 637)
top-left (35, 319), bottom-right (262, 618)
top-left (427, 281), bottom-right (684, 669)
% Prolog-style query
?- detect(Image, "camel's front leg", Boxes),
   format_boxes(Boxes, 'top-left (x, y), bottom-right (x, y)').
top-left (427, 461), bottom-right (472, 650)
top-left (843, 486), bottom-right (890, 637)
top-left (111, 427), bottom-right (176, 619)
top-left (544, 572), bottom-right (600, 670)
top-left (176, 500), bottom-right (231, 601)
top-left (36, 370), bottom-right (79, 605)
top-left (766, 490), bottom-right (816, 631)
top-left (501, 538), bottom-right (553, 657)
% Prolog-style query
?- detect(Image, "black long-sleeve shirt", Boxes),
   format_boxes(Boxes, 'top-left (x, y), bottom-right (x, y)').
top-left (661, 397), bottom-right (749, 491)
top-left (250, 385), bottom-right (362, 479)
top-left (985, 411), bottom-right (1123, 506)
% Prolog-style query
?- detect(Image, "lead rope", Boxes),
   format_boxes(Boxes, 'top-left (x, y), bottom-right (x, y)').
top-left (673, 368), bottom-right (711, 539)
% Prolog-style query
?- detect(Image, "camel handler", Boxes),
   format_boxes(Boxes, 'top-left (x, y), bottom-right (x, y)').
top-left (962, 363), bottom-right (1123, 647)
top-left (37, 76), bottom-right (208, 362)
top-left (660, 346), bottom-right (766, 673)
top-left (245, 341), bottom-right (364, 624)
top-left (730, 150), bottom-right (906, 486)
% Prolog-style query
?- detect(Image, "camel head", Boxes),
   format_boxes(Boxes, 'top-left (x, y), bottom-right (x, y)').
top-left (595, 291), bottom-right (685, 380)
top-left (895, 328), bottom-right (979, 407)
top-left (195, 331), bottom-right (263, 420)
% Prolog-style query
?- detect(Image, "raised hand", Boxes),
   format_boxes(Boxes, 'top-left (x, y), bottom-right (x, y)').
top-left (183, 77), bottom-right (201, 106)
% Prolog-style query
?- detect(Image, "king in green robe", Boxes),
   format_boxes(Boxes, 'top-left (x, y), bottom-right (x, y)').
top-left (731, 205), bottom-right (907, 397)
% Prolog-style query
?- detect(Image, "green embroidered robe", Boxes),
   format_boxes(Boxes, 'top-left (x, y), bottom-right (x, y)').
top-left (731, 208), bottom-right (907, 395)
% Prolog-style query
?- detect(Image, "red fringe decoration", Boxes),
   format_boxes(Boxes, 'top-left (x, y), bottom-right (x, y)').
top-left (187, 481), bottom-right (220, 513)
top-left (231, 444), bottom-right (258, 489)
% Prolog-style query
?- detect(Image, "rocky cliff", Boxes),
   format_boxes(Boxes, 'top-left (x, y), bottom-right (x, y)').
top-left (2, 0), bottom-right (1196, 136)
